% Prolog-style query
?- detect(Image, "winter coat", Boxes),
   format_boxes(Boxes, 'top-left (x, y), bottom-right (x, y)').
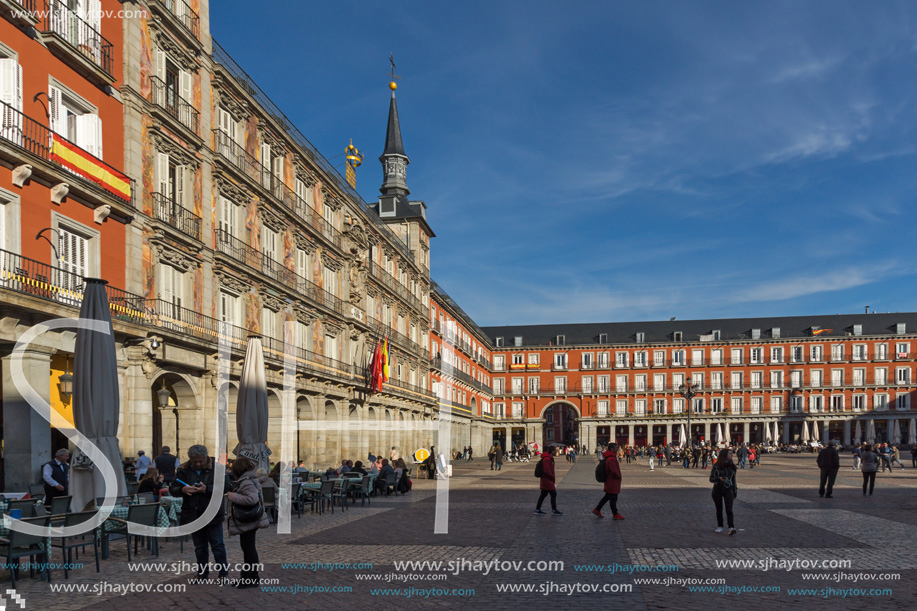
top-left (861, 451), bottom-right (879, 473)
top-left (602, 450), bottom-right (622, 494)
top-left (539, 454), bottom-right (556, 491)
top-left (169, 460), bottom-right (231, 527)
top-left (817, 446), bottom-right (840, 470)
top-left (494, 446), bottom-right (504, 462)
top-left (226, 470), bottom-right (271, 536)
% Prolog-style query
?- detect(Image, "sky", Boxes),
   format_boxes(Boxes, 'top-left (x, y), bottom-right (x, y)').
top-left (211, 1), bottom-right (917, 327)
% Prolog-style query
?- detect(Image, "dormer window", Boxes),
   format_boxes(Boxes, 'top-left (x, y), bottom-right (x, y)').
top-left (897, 323), bottom-right (906, 335)
top-left (853, 324), bottom-right (862, 336)
top-left (555, 335), bottom-right (565, 346)
top-left (751, 328), bottom-right (761, 340)
top-left (771, 327), bottom-right (780, 339)
top-left (673, 331), bottom-right (683, 342)
top-left (636, 332), bottom-right (645, 343)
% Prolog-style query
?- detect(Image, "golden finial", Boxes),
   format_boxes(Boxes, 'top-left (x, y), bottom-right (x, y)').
top-left (389, 54), bottom-right (400, 91)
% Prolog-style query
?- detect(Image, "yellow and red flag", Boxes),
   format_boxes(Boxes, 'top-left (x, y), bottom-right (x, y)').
top-left (382, 336), bottom-right (390, 382)
top-left (812, 328), bottom-right (833, 336)
top-left (50, 134), bottom-right (131, 201)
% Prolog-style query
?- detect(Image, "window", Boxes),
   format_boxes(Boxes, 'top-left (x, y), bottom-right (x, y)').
top-left (873, 394), bottom-right (887, 411)
top-left (810, 395), bottom-right (824, 413)
top-left (50, 82), bottom-right (101, 156)
top-left (581, 376), bottom-right (593, 393)
top-left (495, 337), bottom-right (504, 347)
top-left (791, 346), bottom-right (804, 363)
top-left (653, 373), bottom-right (665, 391)
top-left (831, 369), bottom-right (843, 387)
top-left (831, 344), bottom-right (845, 361)
top-left (493, 355), bottom-right (505, 371)
top-left (770, 347), bottom-right (783, 363)
top-left (598, 333), bottom-right (608, 343)
top-left (154, 50), bottom-right (193, 123)
top-left (260, 308), bottom-right (276, 339)
top-left (634, 374), bottom-right (646, 391)
top-left (158, 263), bottom-right (184, 315)
top-left (528, 353), bottom-right (539, 365)
top-left (615, 400), bottom-right (627, 416)
top-left (528, 377), bottom-right (539, 394)
top-left (512, 353), bottom-right (524, 366)
top-left (673, 398), bottom-right (685, 414)
top-left (634, 400), bottom-right (646, 416)
top-left (731, 372), bottom-right (742, 389)
top-left (495, 403), bottom-right (505, 418)
top-left (751, 328), bottom-right (761, 339)
top-left (511, 377), bottom-right (523, 395)
top-left (692, 372), bottom-right (704, 389)
top-left (692, 398), bottom-right (704, 413)
top-left (615, 352), bottom-right (629, 368)
top-left (219, 291), bottom-right (240, 326)
top-left (691, 349), bottom-right (703, 366)
top-left (616, 375), bottom-right (627, 392)
top-left (750, 397), bottom-right (762, 414)
top-left (581, 352), bottom-right (594, 369)
top-left (710, 398), bottom-right (723, 414)
top-left (634, 351), bottom-right (647, 367)
top-left (853, 324), bottom-right (862, 336)
top-left (554, 377), bottom-right (566, 393)
top-left (852, 344), bottom-right (867, 361)
top-left (597, 375), bottom-right (610, 392)
top-left (711, 372), bottom-right (723, 390)
top-left (830, 395), bottom-right (844, 412)
top-left (790, 370), bottom-right (802, 388)
top-left (750, 371), bottom-right (762, 389)
top-left (219, 197), bottom-right (238, 238)
top-left (635, 332), bottom-right (645, 343)
top-left (731, 348), bottom-right (743, 364)
top-left (750, 348), bottom-right (763, 364)
top-left (896, 393), bottom-right (910, 410)
top-left (673, 331), bottom-right (683, 342)
top-left (58, 224), bottom-right (90, 294)
top-left (597, 400), bottom-right (609, 416)
top-left (262, 227), bottom-right (278, 261)
top-left (896, 343), bottom-right (909, 358)
top-left (555, 335), bottom-right (565, 346)
top-left (810, 370), bottom-right (823, 387)
top-left (653, 350), bottom-right (665, 366)
top-left (512, 402), bottom-right (523, 418)
top-left (897, 323), bottom-right (906, 334)
top-left (0, 188), bottom-right (21, 254)
top-left (0, 54), bottom-right (23, 145)
top-left (876, 343), bottom-right (888, 360)
top-left (653, 399), bottom-right (666, 415)
top-left (770, 371), bottom-right (783, 389)
top-left (872, 367), bottom-right (886, 386)
top-left (546, 429), bottom-right (554, 441)
top-left (553, 353), bottom-right (567, 369)
top-left (852, 368), bottom-right (865, 386)
top-left (790, 395), bottom-right (804, 413)
top-left (672, 350), bottom-right (685, 366)
top-left (731, 398), bottom-right (742, 414)
top-left (810, 345), bottom-right (823, 361)
top-left (493, 378), bottom-right (504, 394)
top-left (710, 349), bottom-right (722, 365)
top-left (672, 373), bottom-right (685, 388)
top-left (896, 367), bottom-right (910, 384)
top-left (771, 327), bottom-right (781, 339)
top-left (770, 396), bottom-right (782, 413)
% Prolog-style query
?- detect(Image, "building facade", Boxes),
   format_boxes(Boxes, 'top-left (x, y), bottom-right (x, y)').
top-left (484, 315), bottom-right (917, 450)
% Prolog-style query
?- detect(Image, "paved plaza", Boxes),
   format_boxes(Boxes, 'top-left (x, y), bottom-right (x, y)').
top-left (6, 453), bottom-right (916, 610)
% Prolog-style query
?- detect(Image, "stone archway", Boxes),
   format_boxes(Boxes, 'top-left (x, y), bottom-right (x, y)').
top-left (151, 372), bottom-right (201, 460)
top-left (540, 401), bottom-right (580, 447)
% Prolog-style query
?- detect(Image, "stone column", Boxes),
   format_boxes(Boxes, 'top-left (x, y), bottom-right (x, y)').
top-left (843, 420), bottom-right (851, 446)
top-left (743, 421), bottom-right (750, 444)
top-left (782, 421), bottom-right (790, 444)
top-left (822, 421), bottom-right (830, 444)
top-left (627, 424), bottom-right (634, 446)
top-left (665, 423), bottom-right (672, 446)
top-left (2, 347), bottom-right (54, 491)
top-left (703, 421), bottom-right (710, 444)
top-left (887, 418), bottom-right (895, 444)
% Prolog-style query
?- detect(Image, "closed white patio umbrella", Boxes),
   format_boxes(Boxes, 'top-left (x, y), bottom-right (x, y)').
top-left (715, 423), bottom-right (723, 445)
top-left (723, 423), bottom-right (731, 444)
top-left (679, 423), bottom-right (688, 447)
top-left (866, 419), bottom-right (876, 445)
top-left (233, 335), bottom-right (271, 472)
top-left (812, 420), bottom-right (820, 441)
top-left (801, 420), bottom-right (809, 443)
top-left (855, 420), bottom-right (863, 445)
top-left (892, 419), bottom-right (901, 445)
top-left (764, 423), bottom-right (772, 444)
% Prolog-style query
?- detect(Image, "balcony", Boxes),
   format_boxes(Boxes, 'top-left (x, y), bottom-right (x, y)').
top-left (214, 130), bottom-right (342, 251)
top-left (431, 357), bottom-right (493, 394)
top-left (366, 314), bottom-right (428, 360)
top-left (0, 101), bottom-right (134, 211)
top-left (150, 76), bottom-right (200, 137)
top-left (367, 261), bottom-right (422, 312)
top-left (150, 0), bottom-right (200, 41)
top-left (153, 193), bottom-right (201, 241)
top-left (38, 0), bottom-right (114, 86)
top-left (0, 0), bottom-right (39, 27)
top-left (215, 229), bottom-right (345, 317)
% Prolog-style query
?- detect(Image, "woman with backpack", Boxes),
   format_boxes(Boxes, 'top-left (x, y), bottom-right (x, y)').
top-left (533, 446), bottom-right (561, 515)
top-left (593, 443), bottom-right (624, 519)
top-left (710, 448), bottom-right (738, 535)
top-left (226, 456), bottom-right (271, 588)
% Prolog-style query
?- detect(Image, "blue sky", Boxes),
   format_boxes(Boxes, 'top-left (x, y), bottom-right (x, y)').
top-left (212, 1), bottom-right (917, 326)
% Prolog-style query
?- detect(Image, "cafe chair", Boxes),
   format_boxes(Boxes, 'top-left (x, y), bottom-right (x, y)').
top-left (51, 511), bottom-right (100, 578)
top-left (0, 515), bottom-right (51, 586)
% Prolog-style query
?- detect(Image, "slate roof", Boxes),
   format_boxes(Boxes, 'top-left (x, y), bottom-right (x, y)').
top-left (481, 312), bottom-right (917, 348)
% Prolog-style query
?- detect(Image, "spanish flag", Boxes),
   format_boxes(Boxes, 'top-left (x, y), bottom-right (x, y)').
top-left (382, 336), bottom-right (390, 382)
top-left (50, 134), bottom-right (131, 202)
top-left (812, 328), bottom-right (834, 336)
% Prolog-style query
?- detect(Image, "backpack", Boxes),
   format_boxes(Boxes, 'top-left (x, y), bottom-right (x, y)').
top-left (595, 458), bottom-right (608, 482)
top-left (534, 458), bottom-right (544, 478)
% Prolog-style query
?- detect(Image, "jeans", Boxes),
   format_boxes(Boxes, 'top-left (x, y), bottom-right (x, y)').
top-left (862, 471), bottom-right (876, 495)
top-left (238, 529), bottom-right (260, 584)
top-left (819, 468), bottom-right (838, 496)
top-left (648, 456), bottom-right (654, 469)
top-left (853, 456), bottom-right (861, 470)
top-left (191, 521), bottom-right (228, 577)
top-left (702, 457), bottom-right (708, 469)
top-left (739, 457), bottom-right (747, 468)
top-left (712, 488), bottom-right (735, 528)
top-left (536, 489), bottom-right (557, 511)
top-left (596, 492), bottom-right (618, 514)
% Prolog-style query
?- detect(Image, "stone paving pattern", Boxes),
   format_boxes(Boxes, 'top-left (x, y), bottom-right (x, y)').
top-left (3, 452), bottom-right (916, 609)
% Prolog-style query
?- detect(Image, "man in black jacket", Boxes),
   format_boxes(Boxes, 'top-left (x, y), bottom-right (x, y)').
top-left (816, 441), bottom-right (841, 498)
top-left (154, 446), bottom-right (178, 484)
top-left (169, 445), bottom-right (231, 581)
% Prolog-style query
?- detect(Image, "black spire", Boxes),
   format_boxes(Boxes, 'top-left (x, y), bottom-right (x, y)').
top-left (382, 90), bottom-right (406, 157)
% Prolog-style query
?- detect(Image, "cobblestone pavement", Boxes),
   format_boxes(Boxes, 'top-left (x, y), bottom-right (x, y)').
top-left (3, 453), bottom-right (915, 609)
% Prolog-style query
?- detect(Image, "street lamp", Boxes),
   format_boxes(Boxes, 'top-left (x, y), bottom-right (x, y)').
top-left (679, 377), bottom-right (700, 446)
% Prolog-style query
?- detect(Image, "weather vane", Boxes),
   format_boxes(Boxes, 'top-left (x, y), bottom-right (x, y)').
top-left (389, 53), bottom-right (400, 91)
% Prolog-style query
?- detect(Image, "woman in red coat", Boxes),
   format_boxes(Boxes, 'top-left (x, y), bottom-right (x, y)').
top-left (593, 443), bottom-right (624, 520)
top-left (534, 446), bottom-right (562, 515)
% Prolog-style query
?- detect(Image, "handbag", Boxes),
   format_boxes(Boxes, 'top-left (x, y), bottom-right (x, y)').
top-left (231, 481), bottom-right (264, 523)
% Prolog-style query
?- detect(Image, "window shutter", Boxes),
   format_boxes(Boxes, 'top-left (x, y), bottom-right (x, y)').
top-left (179, 70), bottom-right (192, 104)
top-left (49, 85), bottom-right (65, 136)
top-left (59, 227), bottom-right (88, 291)
top-left (155, 48), bottom-right (166, 82)
top-left (0, 59), bottom-right (22, 111)
top-left (156, 153), bottom-right (169, 197)
top-left (273, 155), bottom-right (283, 182)
top-left (176, 164), bottom-right (186, 208)
top-left (159, 264), bottom-right (173, 305)
top-left (260, 143), bottom-right (270, 167)
top-left (76, 113), bottom-right (102, 157)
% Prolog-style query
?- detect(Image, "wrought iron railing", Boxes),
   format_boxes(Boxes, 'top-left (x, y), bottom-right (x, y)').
top-left (150, 76), bottom-right (199, 134)
top-left (0, 101), bottom-right (134, 207)
top-left (41, 0), bottom-right (113, 75)
top-left (367, 261), bottom-right (422, 312)
top-left (156, 0), bottom-right (200, 38)
top-left (153, 193), bottom-right (201, 240)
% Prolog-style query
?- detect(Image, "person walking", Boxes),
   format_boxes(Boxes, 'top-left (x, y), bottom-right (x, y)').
top-left (226, 456), bottom-right (270, 589)
top-left (710, 448), bottom-right (738, 535)
top-left (467, 446), bottom-right (474, 462)
top-left (890, 445), bottom-right (905, 469)
top-left (860, 443), bottom-right (879, 497)
top-left (648, 448), bottom-right (655, 471)
top-left (488, 444), bottom-right (497, 470)
top-left (170, 445), bottom-right (232, 582)
top-left (852, 444), bottom-right (862, 471)
top-left (593, 444), bottom-right (624, 520)
top-left (701, 446), bottom-right (710, 470)
top-left (747, 446), bottom-right (756, 469)
top-left (664, 444), bottom-right (672, 466)
top-left (911, 444), bottom-right (917, 468)
top-left (692, 445), bottom-right (701, 469)
top-left (136, 450), bottom-right (152, 479)
top-left (657, 445), bottom-right (665, 468)
top-left (494, 443), bottom-right (504, 471)
top-left (533, 446), bottom-right (561, 515)
top-left (817, 441), bottom-right (840, 498)
top-left (737, 444), bottom-right (749, 469)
